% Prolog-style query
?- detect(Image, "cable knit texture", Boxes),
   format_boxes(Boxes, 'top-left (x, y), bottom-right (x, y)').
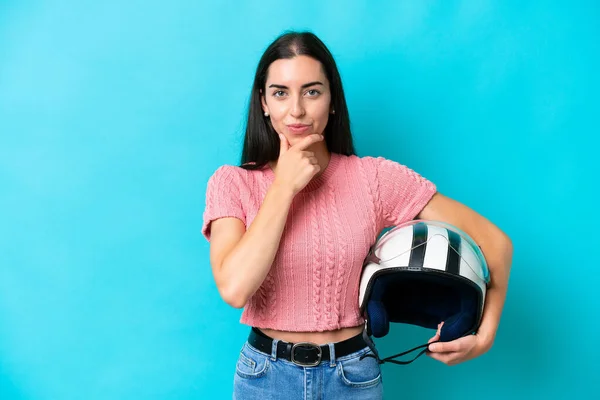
top-left (202, 153), bottom-right (437, 332)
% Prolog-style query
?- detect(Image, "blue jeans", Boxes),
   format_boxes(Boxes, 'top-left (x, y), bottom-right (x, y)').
top-left (232, 337), bottom-right (384, 399)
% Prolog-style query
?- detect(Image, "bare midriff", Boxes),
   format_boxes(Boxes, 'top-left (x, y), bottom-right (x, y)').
top-left (257, 324), bottom-right (364, 345)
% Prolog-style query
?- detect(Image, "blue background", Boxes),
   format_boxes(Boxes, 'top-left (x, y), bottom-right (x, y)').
top-left (1, 1), bottom-right (598, 399)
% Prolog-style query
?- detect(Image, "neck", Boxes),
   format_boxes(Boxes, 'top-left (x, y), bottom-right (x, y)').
top-left (312, 142), bottom-right (331, 178)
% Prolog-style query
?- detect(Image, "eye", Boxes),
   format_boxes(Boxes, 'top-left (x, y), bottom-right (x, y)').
top-left (273, 90), bottom-right (286, 97)
top-left (306, 89), bottom-right (321, 96)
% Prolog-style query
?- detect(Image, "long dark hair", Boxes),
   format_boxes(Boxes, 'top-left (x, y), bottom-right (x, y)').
top-left (240, 31), bottom-right (355, 170)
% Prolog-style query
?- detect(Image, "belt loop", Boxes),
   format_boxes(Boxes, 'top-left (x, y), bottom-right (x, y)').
top-left (328, 342), bottom-right (336, 367)
top-left (271, 339), bottom-right (279, 361)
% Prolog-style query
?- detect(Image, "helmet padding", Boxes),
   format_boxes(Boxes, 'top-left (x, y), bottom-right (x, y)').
top-left (365, 270), bottom-right (482, 342)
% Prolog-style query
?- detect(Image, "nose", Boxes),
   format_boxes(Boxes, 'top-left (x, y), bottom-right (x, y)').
top-left (290, 96), bottom-right (305, 118)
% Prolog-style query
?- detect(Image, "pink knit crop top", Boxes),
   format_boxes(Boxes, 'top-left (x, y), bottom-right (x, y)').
top-left (202, 153), bottom-right (437, 332)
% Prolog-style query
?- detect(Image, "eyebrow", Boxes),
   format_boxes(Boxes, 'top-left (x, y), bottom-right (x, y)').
top-left (268, 81), bottom-right (324, 89)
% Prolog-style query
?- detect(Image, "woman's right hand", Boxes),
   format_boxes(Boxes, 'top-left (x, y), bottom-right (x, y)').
top-left (273, 133), bottom-right (324, 196)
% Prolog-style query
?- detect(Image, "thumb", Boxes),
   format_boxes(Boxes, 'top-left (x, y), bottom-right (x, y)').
top-left (278, 134), bottom-right (289, 155)
top-left (428, 331), bottom-right (440, 344)
top-left (428, 322), bottom-right (443, 344)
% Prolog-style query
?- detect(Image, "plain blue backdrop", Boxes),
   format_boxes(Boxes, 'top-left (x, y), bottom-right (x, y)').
top-left (1, 1), bottom-right (598, 399)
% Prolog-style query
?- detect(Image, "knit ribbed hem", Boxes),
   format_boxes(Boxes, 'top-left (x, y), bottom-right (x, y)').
top-left (240, 314), bottom-right (365, 333)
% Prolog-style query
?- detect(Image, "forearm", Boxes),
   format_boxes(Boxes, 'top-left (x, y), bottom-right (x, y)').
top-left (219, 182), bottom-right (294, 308)
top-left (477, 235), bottom-right (513, 347)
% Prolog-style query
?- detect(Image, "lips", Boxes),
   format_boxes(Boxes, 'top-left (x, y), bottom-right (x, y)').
top-left (287, 124), bottom-right (311, 134)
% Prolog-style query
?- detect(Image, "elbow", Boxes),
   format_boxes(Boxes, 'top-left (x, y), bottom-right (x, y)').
top-left (224, 293), bottom-right (247, 309)
top-left (501, 233), bottom-right (514, 259)
top-left (488, 224), bottom-right (513, 259)
top-left (492, 232), bottom-right (514, 274)
top-left (214, 257), bottom-right (248, 309)
top-left (219, 283), bottom-right (248, 309)
top-left (490, 230), bottom-right (513, 261)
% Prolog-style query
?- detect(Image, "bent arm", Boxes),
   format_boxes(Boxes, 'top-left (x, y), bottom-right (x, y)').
top-left (208, 182), bottom-right (294, 308)
top-left (417, 192), bottom-right (513, 348)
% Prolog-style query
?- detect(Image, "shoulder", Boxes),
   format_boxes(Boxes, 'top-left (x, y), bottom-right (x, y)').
top-left (208, 162), bottom-right (265, 180)
top-left (206, 163), bottom-right (269, 190)
top-left (333, 153), bottom-right (380, 168)
top-left (207, 164), bottom-right (242, 185)
top-left (338, 154), bottom-right (405, 174)
top-left (330, 154), bottom-right (401, 181)
top-left (209, 164), bottom-right (243, 178)
top-left (345, 154), bottom-right (436, 192)
top-left (357, 155), bottom-right (403, 168)
top-left (358, 155), bottom-right (428, 176)
top-left (338, 154), bottom-right (394, 165)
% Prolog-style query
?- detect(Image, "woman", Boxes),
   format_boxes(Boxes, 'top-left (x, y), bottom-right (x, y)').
top-left (202, 31), bottom-right (513, 399)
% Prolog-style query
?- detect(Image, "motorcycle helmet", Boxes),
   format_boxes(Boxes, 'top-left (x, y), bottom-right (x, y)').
top-left (358, 219), bottom-right (490, 364)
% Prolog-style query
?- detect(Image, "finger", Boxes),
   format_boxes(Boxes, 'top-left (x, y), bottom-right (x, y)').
top-left (427, 322), bottom-right (443, 344)
top-left (428, 338), bottom-right (464, 353)
top-left (428, 342), bottom-right (449, 353)
top-left (293, 133), bottom-right (323, 150)
top-left (307, 156), bottom-right (318, 165)
top-left (427, 332), bottom-right (440, 344)
top-left (427, 351), bottom-right (458, 366)
top-left (279, 134), bottom-right (290, 155)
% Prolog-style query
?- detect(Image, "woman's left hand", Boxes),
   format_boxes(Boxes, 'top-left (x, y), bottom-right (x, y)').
top-left (425, 322), bottom-right (493, 366)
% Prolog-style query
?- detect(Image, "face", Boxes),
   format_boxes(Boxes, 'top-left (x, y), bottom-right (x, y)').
top-left (261, 55), bottom-right (333, 145)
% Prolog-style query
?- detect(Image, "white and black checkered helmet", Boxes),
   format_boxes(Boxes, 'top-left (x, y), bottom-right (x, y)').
top-left (359, 219), bottom-right (490, 343)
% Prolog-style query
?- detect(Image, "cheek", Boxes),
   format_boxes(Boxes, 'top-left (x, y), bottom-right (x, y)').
top-left (312, 103), bottom-right (331, 125)
top-left (267, 106), bottom-right (287, 133)
top-left (269, 109), bottom-right (285, 125)
top-left (268, 102), bottom-right (287, 119)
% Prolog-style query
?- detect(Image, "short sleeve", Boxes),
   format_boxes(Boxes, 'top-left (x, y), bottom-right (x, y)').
top-left (201, 165), bottom-right (247, 241)
top-left (366, 156), bottom-right (437, 228)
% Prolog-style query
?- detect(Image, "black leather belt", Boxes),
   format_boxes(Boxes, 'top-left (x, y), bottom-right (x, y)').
top-left (247, 327), bottom-right (367, 367)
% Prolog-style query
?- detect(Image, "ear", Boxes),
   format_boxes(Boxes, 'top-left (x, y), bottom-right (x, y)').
top-left (260, 89), bottom-right (269, 115)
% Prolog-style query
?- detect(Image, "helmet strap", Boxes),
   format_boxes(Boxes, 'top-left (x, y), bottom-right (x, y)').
top-left (361, 324), bottom-right (382, 363)
top-left (359, 335), bottom-right (440, 365)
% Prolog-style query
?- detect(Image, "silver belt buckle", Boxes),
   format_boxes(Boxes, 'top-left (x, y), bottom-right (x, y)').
top-left (291, 342), bottom-right (322, 366)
